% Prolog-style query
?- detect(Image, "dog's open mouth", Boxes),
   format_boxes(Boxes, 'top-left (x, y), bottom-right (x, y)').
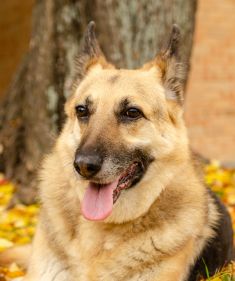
top-left (81, 162), bottom-right (144, 221)
top-left (113, 162), bottom-right (143, 203)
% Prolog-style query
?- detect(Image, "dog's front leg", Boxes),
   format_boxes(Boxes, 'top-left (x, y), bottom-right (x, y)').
top-left (24, 257), bottom-right (70, 281)
top-left (23, 226), bottom-right (71, 281)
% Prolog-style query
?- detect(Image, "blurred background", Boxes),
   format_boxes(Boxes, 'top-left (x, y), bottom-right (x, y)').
top-left (0, 1), bottom-right (33, 99)
top-left (185, 0), bottom-right (235, 164)
top-left (0, 0), bottom-right (235, 203)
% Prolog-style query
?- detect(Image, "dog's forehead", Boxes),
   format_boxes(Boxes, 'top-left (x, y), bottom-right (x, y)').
top-left (76, 68), bottom-right (164, 101)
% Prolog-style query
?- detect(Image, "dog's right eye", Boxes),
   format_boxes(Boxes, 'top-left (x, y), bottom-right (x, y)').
top-left (75, 105), bottom-right (89, 119)
top-left (120, 107), bottom-right (143, 122)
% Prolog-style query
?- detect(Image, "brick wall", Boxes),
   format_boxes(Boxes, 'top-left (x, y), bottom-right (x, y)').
top-left (185, 0), bottom-right (235, 163)
top-left (0, 1), bottom-right (34, 97)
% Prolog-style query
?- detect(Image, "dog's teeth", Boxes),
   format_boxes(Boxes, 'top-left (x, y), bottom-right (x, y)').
top-left (113, 162), bottom-right (141, 204)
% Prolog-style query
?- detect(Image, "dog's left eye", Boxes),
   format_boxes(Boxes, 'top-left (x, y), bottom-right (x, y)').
top-left (122, 108), bottom-right (143, 120)
top-left (75, 105), bottom-right (89, 119)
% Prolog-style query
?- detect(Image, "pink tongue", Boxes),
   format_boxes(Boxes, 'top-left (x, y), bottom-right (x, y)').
top-left (81, 179), bottom-right (119, 221)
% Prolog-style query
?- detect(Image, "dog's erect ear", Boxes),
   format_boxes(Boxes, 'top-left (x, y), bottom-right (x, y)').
top-left (161, 24), bottom-right (180, 59)
top-left (72, 22), bottom-right (113, 89)
top-left (82, 21), bottom-right (102, 62)
top-left (159, 24), bottom-right (186, 104)
top-left (143, 24), bottom-right (186, 104)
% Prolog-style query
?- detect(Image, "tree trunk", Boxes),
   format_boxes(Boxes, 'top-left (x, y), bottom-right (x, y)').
top-left (0, 0), bottom-right (197, 204)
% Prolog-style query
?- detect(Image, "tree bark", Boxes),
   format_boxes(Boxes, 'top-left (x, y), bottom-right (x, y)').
top-left (0, 0), bottom-right (197, 204)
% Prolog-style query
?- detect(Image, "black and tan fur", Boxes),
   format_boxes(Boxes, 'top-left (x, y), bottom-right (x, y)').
top-left (5, 22), bottom-right (233, 281)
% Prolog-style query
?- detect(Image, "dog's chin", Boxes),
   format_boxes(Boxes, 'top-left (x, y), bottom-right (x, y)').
top-left (80, 161), bottom-right (146, 222)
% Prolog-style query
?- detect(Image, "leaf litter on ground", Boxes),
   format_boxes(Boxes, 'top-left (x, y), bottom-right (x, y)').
top-left (0, 161), bottom-right (234, 280)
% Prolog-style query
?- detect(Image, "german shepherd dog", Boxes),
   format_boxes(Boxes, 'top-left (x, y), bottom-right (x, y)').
top-left (12, 22), bottom-right (234, 281)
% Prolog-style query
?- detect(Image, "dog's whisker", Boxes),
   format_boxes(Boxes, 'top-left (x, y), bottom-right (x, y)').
top-left (63, 161), bottom-right (73, 167)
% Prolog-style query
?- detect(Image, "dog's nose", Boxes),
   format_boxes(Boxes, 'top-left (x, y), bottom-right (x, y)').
top-left (74, 154), bottom-right (103, 178)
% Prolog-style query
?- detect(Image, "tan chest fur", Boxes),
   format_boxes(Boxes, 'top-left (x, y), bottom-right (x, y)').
top-left (63, 183), bottom-right (214, 281)
top-left (74, 222), bottom-right (159, 280)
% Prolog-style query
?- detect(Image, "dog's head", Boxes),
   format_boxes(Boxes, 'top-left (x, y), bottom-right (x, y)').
top-left (58, 22), bottom-right (189, 223)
